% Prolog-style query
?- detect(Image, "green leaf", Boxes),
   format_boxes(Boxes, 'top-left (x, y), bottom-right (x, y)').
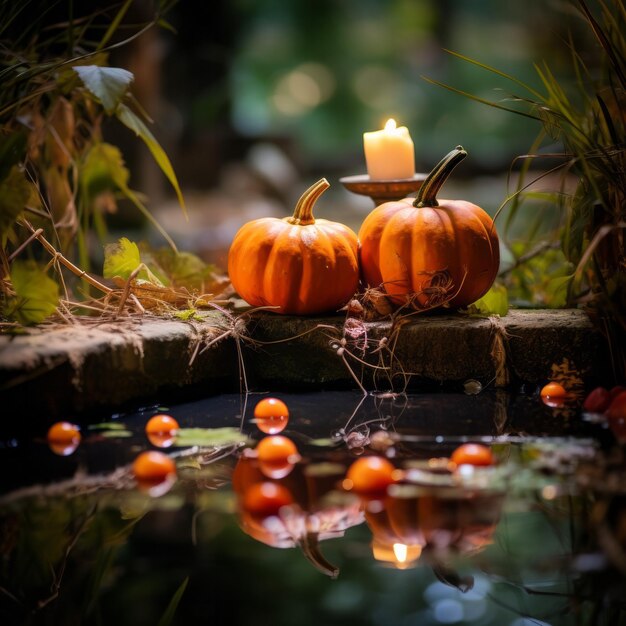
top-left (3, 261), bottom-right (59, 324)
top-left (142, 246), bottom-right (221, 291)
top-left (466, 283), bottom-right (509, 317)
top-left (103, 237), bottom-right (142, 280)
top-left (73, 65), bottom-right (134, 114)
top-left (174, 308), bottom-right (201, 321)
top-left (157, 577), bottom-right (189, 626)
top-left (103, 237), bottom-right (167, 287)
top-left (81, 142), bottom-right (130, 197)
top-left (116, 103), bottom-right (186, 215)
top-left (0, 165), bottom-right (30, 237)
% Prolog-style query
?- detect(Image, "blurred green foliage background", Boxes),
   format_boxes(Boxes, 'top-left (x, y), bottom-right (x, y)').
top-left (154, 0), bottom-right (592, 180)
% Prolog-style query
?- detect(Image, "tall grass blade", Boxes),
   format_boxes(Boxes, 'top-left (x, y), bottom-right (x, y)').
top-left (443, 49), bottom-right (544, 99)
top-left (420, 76), bottom-right (542, 121)
top-left (577, 0), bottom-right (626, 87)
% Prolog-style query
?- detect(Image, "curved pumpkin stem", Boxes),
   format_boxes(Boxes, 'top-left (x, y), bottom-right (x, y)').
top-left (298, 531), bottom-right (339, 578)
top-left (413, 146), bottom-right (467, 208)
top-left (288, 178), bottom-right (330, 226)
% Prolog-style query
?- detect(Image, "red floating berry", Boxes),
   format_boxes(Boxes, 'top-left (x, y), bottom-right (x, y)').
top-left (583, 387), bottom-right (611, 414)
top-left (607, 391), bottom-right (626, 421)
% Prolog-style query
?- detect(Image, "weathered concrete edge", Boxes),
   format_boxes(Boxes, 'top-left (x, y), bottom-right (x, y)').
top-left (0, 309), bottom-right (608, 420)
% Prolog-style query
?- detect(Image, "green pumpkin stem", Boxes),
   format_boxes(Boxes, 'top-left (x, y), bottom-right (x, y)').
top-left (413, 146), bottom-right (467, 208)
top-left (288, 178), bottom-right (330, 225)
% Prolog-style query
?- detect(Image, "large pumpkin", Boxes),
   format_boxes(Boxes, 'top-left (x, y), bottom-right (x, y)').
top-left (228, 179), bottom-right (359, 315)
top-left (358, 146), bottom-right (499, 309)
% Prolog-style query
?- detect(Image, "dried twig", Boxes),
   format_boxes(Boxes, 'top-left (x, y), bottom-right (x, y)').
top-left (20, 219), bottom-right (112, 295)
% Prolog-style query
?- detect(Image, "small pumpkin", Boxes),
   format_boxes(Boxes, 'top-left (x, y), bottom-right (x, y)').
top-left (228, 179), bottom-right (359, 315)
top-left (358, 146), bottom-right (499, 309)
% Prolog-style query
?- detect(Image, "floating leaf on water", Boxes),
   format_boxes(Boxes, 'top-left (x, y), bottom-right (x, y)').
top-left (174, 427), bottom-right (248, 448)
top-left (309, 437), bottom-right (339, 447)
top-left (100, 430), bottom-right (133, 438)
top-left (303, 463), bottom-right (346, 477)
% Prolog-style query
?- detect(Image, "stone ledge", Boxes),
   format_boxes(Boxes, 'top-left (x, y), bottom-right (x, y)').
top-left (244, 309), bottom-right (605, 388)
top-left (0, 309), bottom-right (607, 420)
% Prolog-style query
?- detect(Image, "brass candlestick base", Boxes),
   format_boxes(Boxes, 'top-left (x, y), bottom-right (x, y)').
top-left (339, 173), bottom-right (427, 206)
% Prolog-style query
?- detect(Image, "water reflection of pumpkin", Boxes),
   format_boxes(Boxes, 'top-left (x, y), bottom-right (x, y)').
top-left (232, 455), bottom-right (363, 577)
top-left (364, 483), bottom-right (504, 569)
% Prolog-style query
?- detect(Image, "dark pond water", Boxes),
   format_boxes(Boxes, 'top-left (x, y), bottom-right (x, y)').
top-left (1, 390), bottom-right (625, 626)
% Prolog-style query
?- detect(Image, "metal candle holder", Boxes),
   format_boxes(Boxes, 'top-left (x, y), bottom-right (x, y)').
top-left (339, 173), bottom-right (428, 206)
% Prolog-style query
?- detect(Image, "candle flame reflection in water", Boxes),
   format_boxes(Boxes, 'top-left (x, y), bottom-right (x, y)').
top-left (393, 542), bottom-right (408, 562)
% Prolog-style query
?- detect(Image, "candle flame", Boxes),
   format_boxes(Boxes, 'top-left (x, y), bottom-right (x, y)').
top-left (384, 118), bottom-right (397, 132)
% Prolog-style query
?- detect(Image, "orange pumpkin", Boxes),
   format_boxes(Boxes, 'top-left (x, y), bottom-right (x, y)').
top-left (358, 146), bottom-right (499, 309)
top-left (228, 179), bottom-right (359, 315)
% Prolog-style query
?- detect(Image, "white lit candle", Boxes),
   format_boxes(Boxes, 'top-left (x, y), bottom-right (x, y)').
top-left (363, 118), bottom-right (415, 180)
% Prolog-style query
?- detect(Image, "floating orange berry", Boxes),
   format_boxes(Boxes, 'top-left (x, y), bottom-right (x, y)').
top-left (242, 482), bottom-right (294, 517)
top-left (540, 382), bottom-right (568, 407)
top-left (47, 421), bottom-right (81, 455)
top-left (145, 414), bottom-right (180, 434)
top-left (47, 421), bottom-right (81, 444)
top-left (345, 456), bottom-right (397, 495)
top-left (540, 382), bottom-right (567, 398)
top-left (254, 397), bottom-right (290, 434)
top-left (145, 414), bottom-right (180, 448)
top-left (451, 443), bottom-right (494, 467)
top-left (256, 435), bottom-right (299, 464)
top-left (132, 451), bottom-right (176, 485)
